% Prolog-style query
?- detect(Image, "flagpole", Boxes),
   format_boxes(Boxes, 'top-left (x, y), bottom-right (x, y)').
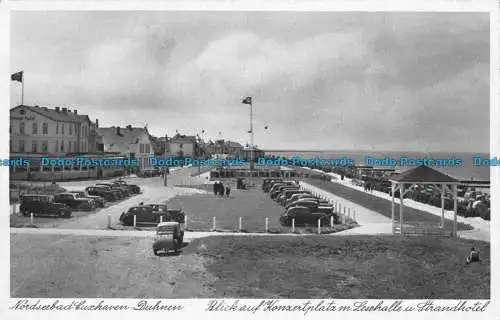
top-left (250, 100), bottom-right (254, 170)
top-left (21, 76), bottom-right (24, 105)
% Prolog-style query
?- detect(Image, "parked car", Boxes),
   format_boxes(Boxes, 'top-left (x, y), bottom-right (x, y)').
top-left (285, 199), bottom-right (320, 210)
top-left (279, 206), bottom-right (331, 226)
top-left (20, 194), bottom-right (72, 218)
top-left (94, 184), bottom-right (125, 199)
top-left (285, 193), bottom-right (313, 207)
top-left (53, 193), bottom-right (95, 211)
top-left (96, 183), bottom-right (130, 197)
top-left (278, 189), bottom-right (305, 205)
top-left (271, 186), bottom-right (299, 200)
top-left (152, 222), bottom-right (183, 255)
top-left (120, 205), bottom-right (162, 226)
top-left (85, 186), bottom-right (116, 201)
top-left (137, 168), bottom-right (161, 177)
top-left (67, 190), bottom-right (106, 208)
top-left (113, 180), bottom-right (141, 194)
top-left (262, 179), bottom-right (283, 192)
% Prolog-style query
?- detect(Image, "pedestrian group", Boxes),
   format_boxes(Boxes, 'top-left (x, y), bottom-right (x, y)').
top-left (213, 181), bottom-right (231, 198)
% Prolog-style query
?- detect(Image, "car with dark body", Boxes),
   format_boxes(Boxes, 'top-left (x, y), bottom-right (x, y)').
top-left (93, 184), bottom-right (125, 199)
top-left (137, 168), bottom-right (162, 177)
top-left (96, 183), bottom-right (130, 197)
top-left (271, 186), bottom-right (299, 200)
top-left (152, 222), bottom-right (183, 255)
top-left (120, 205), bottom-right (186, 229)
top-left (20, 194), bottom-right (72, 218)
top-left (285, 193), bottom-right (313, 207)
top-left (113, 180), bottom-right (141, 194)
top-left (279, 206), bottom-right (333, 226)
top-left (85, 186), bottom-right (116, 201)
top-left (278, 189), bottom-right (307, 205)
top-left (67, 191), bottom-right (106, 208)
top-left (53, 193), bottom-right (95, 211)
top-left (262, 179), bottom-right (283, 192)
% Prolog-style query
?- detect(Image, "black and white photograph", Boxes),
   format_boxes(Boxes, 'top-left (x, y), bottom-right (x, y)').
top-left (7, 9), bottom-right (492, 302)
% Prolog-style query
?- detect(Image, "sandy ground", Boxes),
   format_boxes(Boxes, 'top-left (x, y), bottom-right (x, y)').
top-left (10, 233), bottom-right (215, 298)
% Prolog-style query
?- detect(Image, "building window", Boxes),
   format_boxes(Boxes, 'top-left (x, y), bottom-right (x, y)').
top-left (20, 122), bottom-right (25, 134)
top-left (146, 144), bottom-right (150, 153)
top-left (42, 141), bottom-right (48, 153)
top-left (180, 143), bottom-right (183, 148)
top-left (69, 123), bottom-right (73, 135)
top-left (55, 140), bottom-right (59, 152)
top-left (32, 141), bottom-right (37, 153)
top-left (32, 122), bottom-right (38, 134)
top-left (62, 124), bottom-right (65, 135)
top-left (56, 123), bottom-right (59, 135)
top-left (19, 140), bottom-right (25, 152)
top-left (61, 140), bottom-right (64, 152)
top-left (42, 123), bottom-right (48, 135)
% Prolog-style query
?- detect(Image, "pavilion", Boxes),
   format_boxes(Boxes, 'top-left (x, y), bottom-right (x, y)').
top-left (389, 165), bottom-right (460, 237)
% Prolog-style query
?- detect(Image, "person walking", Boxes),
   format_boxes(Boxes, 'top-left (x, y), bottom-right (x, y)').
top-left (220, 182), bottom-right (225, 197)
top-left (213, 181), bottom-right (218, 196)
top-left (226, 185), bottom-right (231, 198)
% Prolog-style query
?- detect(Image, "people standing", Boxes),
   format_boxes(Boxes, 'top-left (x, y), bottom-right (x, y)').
top-left (226, 185), bottom-right (231, 198)
top-left (213, 181), bottom-right (218, 196)
top-left (220, 182), bottom-right (225, 197)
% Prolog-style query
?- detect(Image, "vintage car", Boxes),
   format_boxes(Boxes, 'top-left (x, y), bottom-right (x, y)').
top-left (93, 184), bottom-right (124, 199)
top-left (271, 186), bottom-right (299, 200)
top-left (277, 189), bottom-right (306, 205)
top-left (53, 193), bottom-right (95, 211)
top-left (113, 180), bottom-right (141, 194)
top-left (67, 190), bottom-right (106, 208)
top-left (20, 194), bottom-right (72, 218)
top-left (137, 168), bottom-right (162, 177)
top-left (279, 206), bottom-right (332, 226)
top-left (285, 193), bottom-right (313, 207)
top-left (152, 222), bottom-right (183, 255)
top-left (120, 205), bottom-right (159, 225)
top-left (85, 186), bottom-right (116, 201)
top-left (262, 179), bottom-right (283, 192)
top-left (96, 183), bottom-right (130, 197)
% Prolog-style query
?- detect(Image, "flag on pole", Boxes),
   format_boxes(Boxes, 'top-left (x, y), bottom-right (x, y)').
top-left (11, 71), bottom-right (23, 82)
top-left (242, 96), bottom-right (252, 105)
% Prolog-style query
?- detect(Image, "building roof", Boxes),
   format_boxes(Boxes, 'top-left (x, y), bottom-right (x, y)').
top-left (98, 126), bottom-right (151, 154)
top-left (226, 141), bottom-right (244, 148)
top-left (10, 105), bottom-right (92, 124)
top-left (170, 134), bottom-right (197, 143)
top-left (390, 165), bottom-right (459, 183)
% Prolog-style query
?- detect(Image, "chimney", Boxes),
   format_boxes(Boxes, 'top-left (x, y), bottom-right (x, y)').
top-left (55, 107), bottom-right (60, 112)
top-left (116, 126), bottom-right (121, 135)
top-left (62, 107), bottom-right (67, 113)
top-left (95, 119), bottom-right (99, 127)
top-left (73, 110), bottom-right (78, 115)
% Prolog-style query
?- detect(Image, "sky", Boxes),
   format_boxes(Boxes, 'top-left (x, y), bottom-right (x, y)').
top-left (10, 11), bottom-right (490, 152)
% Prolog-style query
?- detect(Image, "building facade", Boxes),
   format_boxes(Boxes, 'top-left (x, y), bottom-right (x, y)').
top-left (167, 134), bottom-right (199, 158)
top-left (9, 105), bottom-right (99, 155)
top-left (97, 125), bottom-right (155, 170)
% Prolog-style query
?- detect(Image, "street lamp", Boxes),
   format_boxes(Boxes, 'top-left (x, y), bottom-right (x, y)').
top-left (242, 96), bottom-right (254, 170)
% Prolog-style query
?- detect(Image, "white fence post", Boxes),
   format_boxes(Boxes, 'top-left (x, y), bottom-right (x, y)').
top-left (330, 215), bottom-right (334, 227)
top-left (212, 216), bottom-right (216, 231)
top-left (318, 218), bottom-right (321, 234)
top-left (30, 212), bottom-right (34, 225)
top-left (239, 217), bottom-right (242, 231)
top-left (107, 213), bottom-right (111, 228)
top-left (265, 217), bottom-right (269, 233)
top-left (292, 218), bottom-right (295, 233)
top-left (133, 215), bottom-right (137, 227)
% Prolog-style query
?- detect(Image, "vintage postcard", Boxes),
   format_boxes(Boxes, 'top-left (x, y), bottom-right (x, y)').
top-left (1, 0), bottom-right (497, 319)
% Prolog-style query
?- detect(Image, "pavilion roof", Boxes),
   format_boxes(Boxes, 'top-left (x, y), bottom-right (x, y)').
top-left (390, 165), bottom-right (459, 183)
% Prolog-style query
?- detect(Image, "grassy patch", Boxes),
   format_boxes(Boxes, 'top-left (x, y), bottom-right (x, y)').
top-left (186, 235), bottom-right (489, 299)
